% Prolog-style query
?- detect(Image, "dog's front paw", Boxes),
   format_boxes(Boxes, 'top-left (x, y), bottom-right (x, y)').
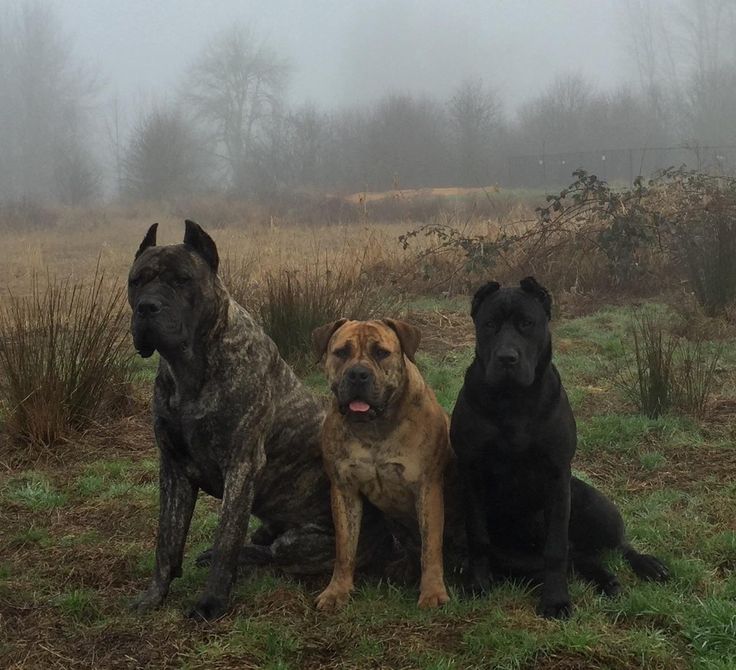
top-left (315, 585), bottom-right (351, 612)
top-left (129, 586), bottom-right (166, 613)
top-left (187, 593), bottom-right (229, 622)
top-left (537, 597), bottom-right (573, 620)
top-left (600, 574), bottom-right (622, 598)
top-left (466, 558), bottom-right (491, 596)
top-left (418, 585), bottom-right (450, 609)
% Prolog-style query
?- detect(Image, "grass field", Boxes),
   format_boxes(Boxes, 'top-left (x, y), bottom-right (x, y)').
top-left (2, 281), bottom-right (736, 669)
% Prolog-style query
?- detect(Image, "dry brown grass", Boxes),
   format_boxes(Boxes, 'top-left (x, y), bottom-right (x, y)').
top-left (0, 209), bottom-right (507, 303)
top-left (0, 269), bottom-right (134, 446)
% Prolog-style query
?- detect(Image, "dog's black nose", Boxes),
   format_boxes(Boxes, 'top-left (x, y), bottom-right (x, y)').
top-left (347, 365), bottom-right (372, 384)
top-left (136, 299), bottom-right (162, 317)
top-left (497, 349), bottom-right (519, 366)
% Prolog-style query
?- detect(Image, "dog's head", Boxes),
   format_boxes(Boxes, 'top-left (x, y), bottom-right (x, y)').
top-left (469, 277), bottom-right (552, 388)
top-left (312, 319), bottom-right (421, 422)
top-left (127, 220), bottom-right (223, 360)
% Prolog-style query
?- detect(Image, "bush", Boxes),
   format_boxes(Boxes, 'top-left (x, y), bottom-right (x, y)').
top-left (655, 169), bottom-right (736, 316)
top-left (614, 310), bottom-right (721, 419)
top-left (258, 259), bottom-right (401, 369)
top-left (0, 269), bottom-right (134, 446)
top-left (398, 170), bottom-right (665, 296)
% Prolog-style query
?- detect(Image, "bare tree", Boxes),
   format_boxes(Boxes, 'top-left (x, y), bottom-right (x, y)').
top-left (362, 94), bottom-right (451, 190)
top-left (517, 73), bottom-right (596, 154)
top-left (448, 78), bottom-right (503, 185)
top-left (289, 103), bottom-right (328, 188)
top-left (677, 0), bottom-right (736, 143)
top-left (123, 107), bottom-right (209, 201)
top-left (0, 1), bottom-right (98, 202)
top-left (186, 25), bottom-right (290, 192)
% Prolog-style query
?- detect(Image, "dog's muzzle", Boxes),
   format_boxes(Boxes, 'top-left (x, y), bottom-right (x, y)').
top-left (337, 364), bottom-right (384, 420)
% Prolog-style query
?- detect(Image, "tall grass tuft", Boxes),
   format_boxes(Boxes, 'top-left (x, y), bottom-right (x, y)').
top-left (627, 312), bottom-right (679, 418)
top-left (614, 310), bottom-right (721, 419)
top-left (0, 269), bottom-right (134, 446)
top-left (219, 253), bottom-right (257, 310)
top-left (676, 339), bottom-right (723, 417)
top-left (258, 259), bottom-right (401, 369)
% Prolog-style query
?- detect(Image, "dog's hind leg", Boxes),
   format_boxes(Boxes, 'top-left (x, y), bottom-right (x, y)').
top-left (571, 551), bottom-right (621, 597)
top-left (196, 524), bottom-right (335, 574)
top-left (195, 523), bottom-right (279, 568)
top-left (569, 478), bottom-right (669, 584)
top-left (622, 545), bottom-right (670, 582)
top-left (267, 524), bottom-right (337, 575)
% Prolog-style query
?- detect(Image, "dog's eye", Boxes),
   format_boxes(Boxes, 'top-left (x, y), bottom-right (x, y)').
top-left (175, 275), bottom-right (191, 286)
top-left (333, 346), bottom-right (350, 359)
top-left (519, 318), bottom-right (534, 329)
top-left (373, 347), bottom-right (390, 360)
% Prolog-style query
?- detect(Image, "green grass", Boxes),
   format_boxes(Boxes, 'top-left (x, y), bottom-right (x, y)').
top-left (129, 352), bottom-right (159, 382)
top-left (2, 300), bottom-right (736, 668)
top-left (578, 413), bottom-right (702, 454)
top-left (417, 349), bottom-right (473, 412)
top-left (5, 474), bottom-right (67, 510)
top-left (53, 588), bottom-right (102, 624)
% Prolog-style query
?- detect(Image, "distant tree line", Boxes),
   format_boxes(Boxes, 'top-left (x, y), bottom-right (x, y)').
top-left (2, 0), bottom-right (736, 203)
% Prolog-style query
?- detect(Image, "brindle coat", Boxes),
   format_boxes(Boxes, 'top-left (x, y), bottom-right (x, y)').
top-left (128, 221), bottom-right (390, 621)
top-left (312, 319), bottom-right (454, 610)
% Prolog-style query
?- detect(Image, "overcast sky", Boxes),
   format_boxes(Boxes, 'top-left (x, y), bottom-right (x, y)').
top-left (49, 0), bottom-right (633, 112)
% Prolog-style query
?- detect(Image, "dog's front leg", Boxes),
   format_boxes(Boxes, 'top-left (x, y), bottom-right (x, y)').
top-left (131, 453), bottom-right (197, 612)
top-left (189, 446), bottom-right (261, 621)
top-left (538, 465), bottom-right (572, 619)
top-left (315, 484), bottom-right (362, 611)
top-left (461, 463), bottom-right (492, 594)
top-left (416, 478), bottom-right (450, 608)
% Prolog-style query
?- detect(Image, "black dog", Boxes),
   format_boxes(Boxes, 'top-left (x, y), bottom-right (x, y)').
top-left (450, 277), bottom-right (669, 619)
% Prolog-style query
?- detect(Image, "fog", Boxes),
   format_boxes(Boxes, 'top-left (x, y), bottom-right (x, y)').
top-left (3, 0), bottom-right (736, 202)
top-left (53, 0), bottom-right (625, 109)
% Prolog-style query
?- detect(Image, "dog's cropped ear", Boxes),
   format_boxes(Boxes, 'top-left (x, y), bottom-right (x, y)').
top-left (135, 223), bottom-right (158, 259)
top-left (383, 319), bottom-right (421, 363)
top-left (312, 318), bottom-right (349, 362)
top-left (184, 219), bottom-right (219, 273)
top-left (470, 281), bottom-right (501, 319)
top-left (520, 276), bottom-right (552, 319)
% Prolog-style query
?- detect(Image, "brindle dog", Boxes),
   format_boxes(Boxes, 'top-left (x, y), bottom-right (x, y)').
top-left (312, 319), bottom-right (459, 610)
top-left (128, 221), bottom-right (390, 621)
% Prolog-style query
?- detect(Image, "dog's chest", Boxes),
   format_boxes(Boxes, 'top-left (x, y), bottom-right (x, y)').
top-left (156, 405), bottom-right (237, 498)
top-left (335, 440), bottom-right (420, 517)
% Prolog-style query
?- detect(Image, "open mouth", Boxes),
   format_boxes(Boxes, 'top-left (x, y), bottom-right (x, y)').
top-left (341, 399), bottom-right (383, 420)
top-left (348, 400), bottom-right (371, 413)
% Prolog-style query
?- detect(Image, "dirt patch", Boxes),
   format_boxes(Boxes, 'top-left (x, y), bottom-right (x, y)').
top-left (577, 443), bottom-right (736, 493)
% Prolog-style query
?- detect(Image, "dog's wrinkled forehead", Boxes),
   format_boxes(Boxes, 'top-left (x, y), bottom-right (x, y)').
top-left (478, 289), bottom-right (548, 323)
top-left (331, 322), bottom-right (400, 354)
top-left (130, 245), bottom-right (210, 280)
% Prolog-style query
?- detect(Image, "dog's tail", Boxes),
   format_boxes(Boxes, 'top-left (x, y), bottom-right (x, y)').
top-left (622, 544), bottom-right (670, 582)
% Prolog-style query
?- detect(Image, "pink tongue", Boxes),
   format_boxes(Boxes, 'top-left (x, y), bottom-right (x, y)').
top-left (349, 400), bottom-right (371, 413)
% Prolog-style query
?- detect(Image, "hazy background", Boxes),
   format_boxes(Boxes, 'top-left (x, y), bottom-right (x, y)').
top-left (2, 0), bottom-right (736, 203)
top-left (49, 0), bottom-right (627, 109)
